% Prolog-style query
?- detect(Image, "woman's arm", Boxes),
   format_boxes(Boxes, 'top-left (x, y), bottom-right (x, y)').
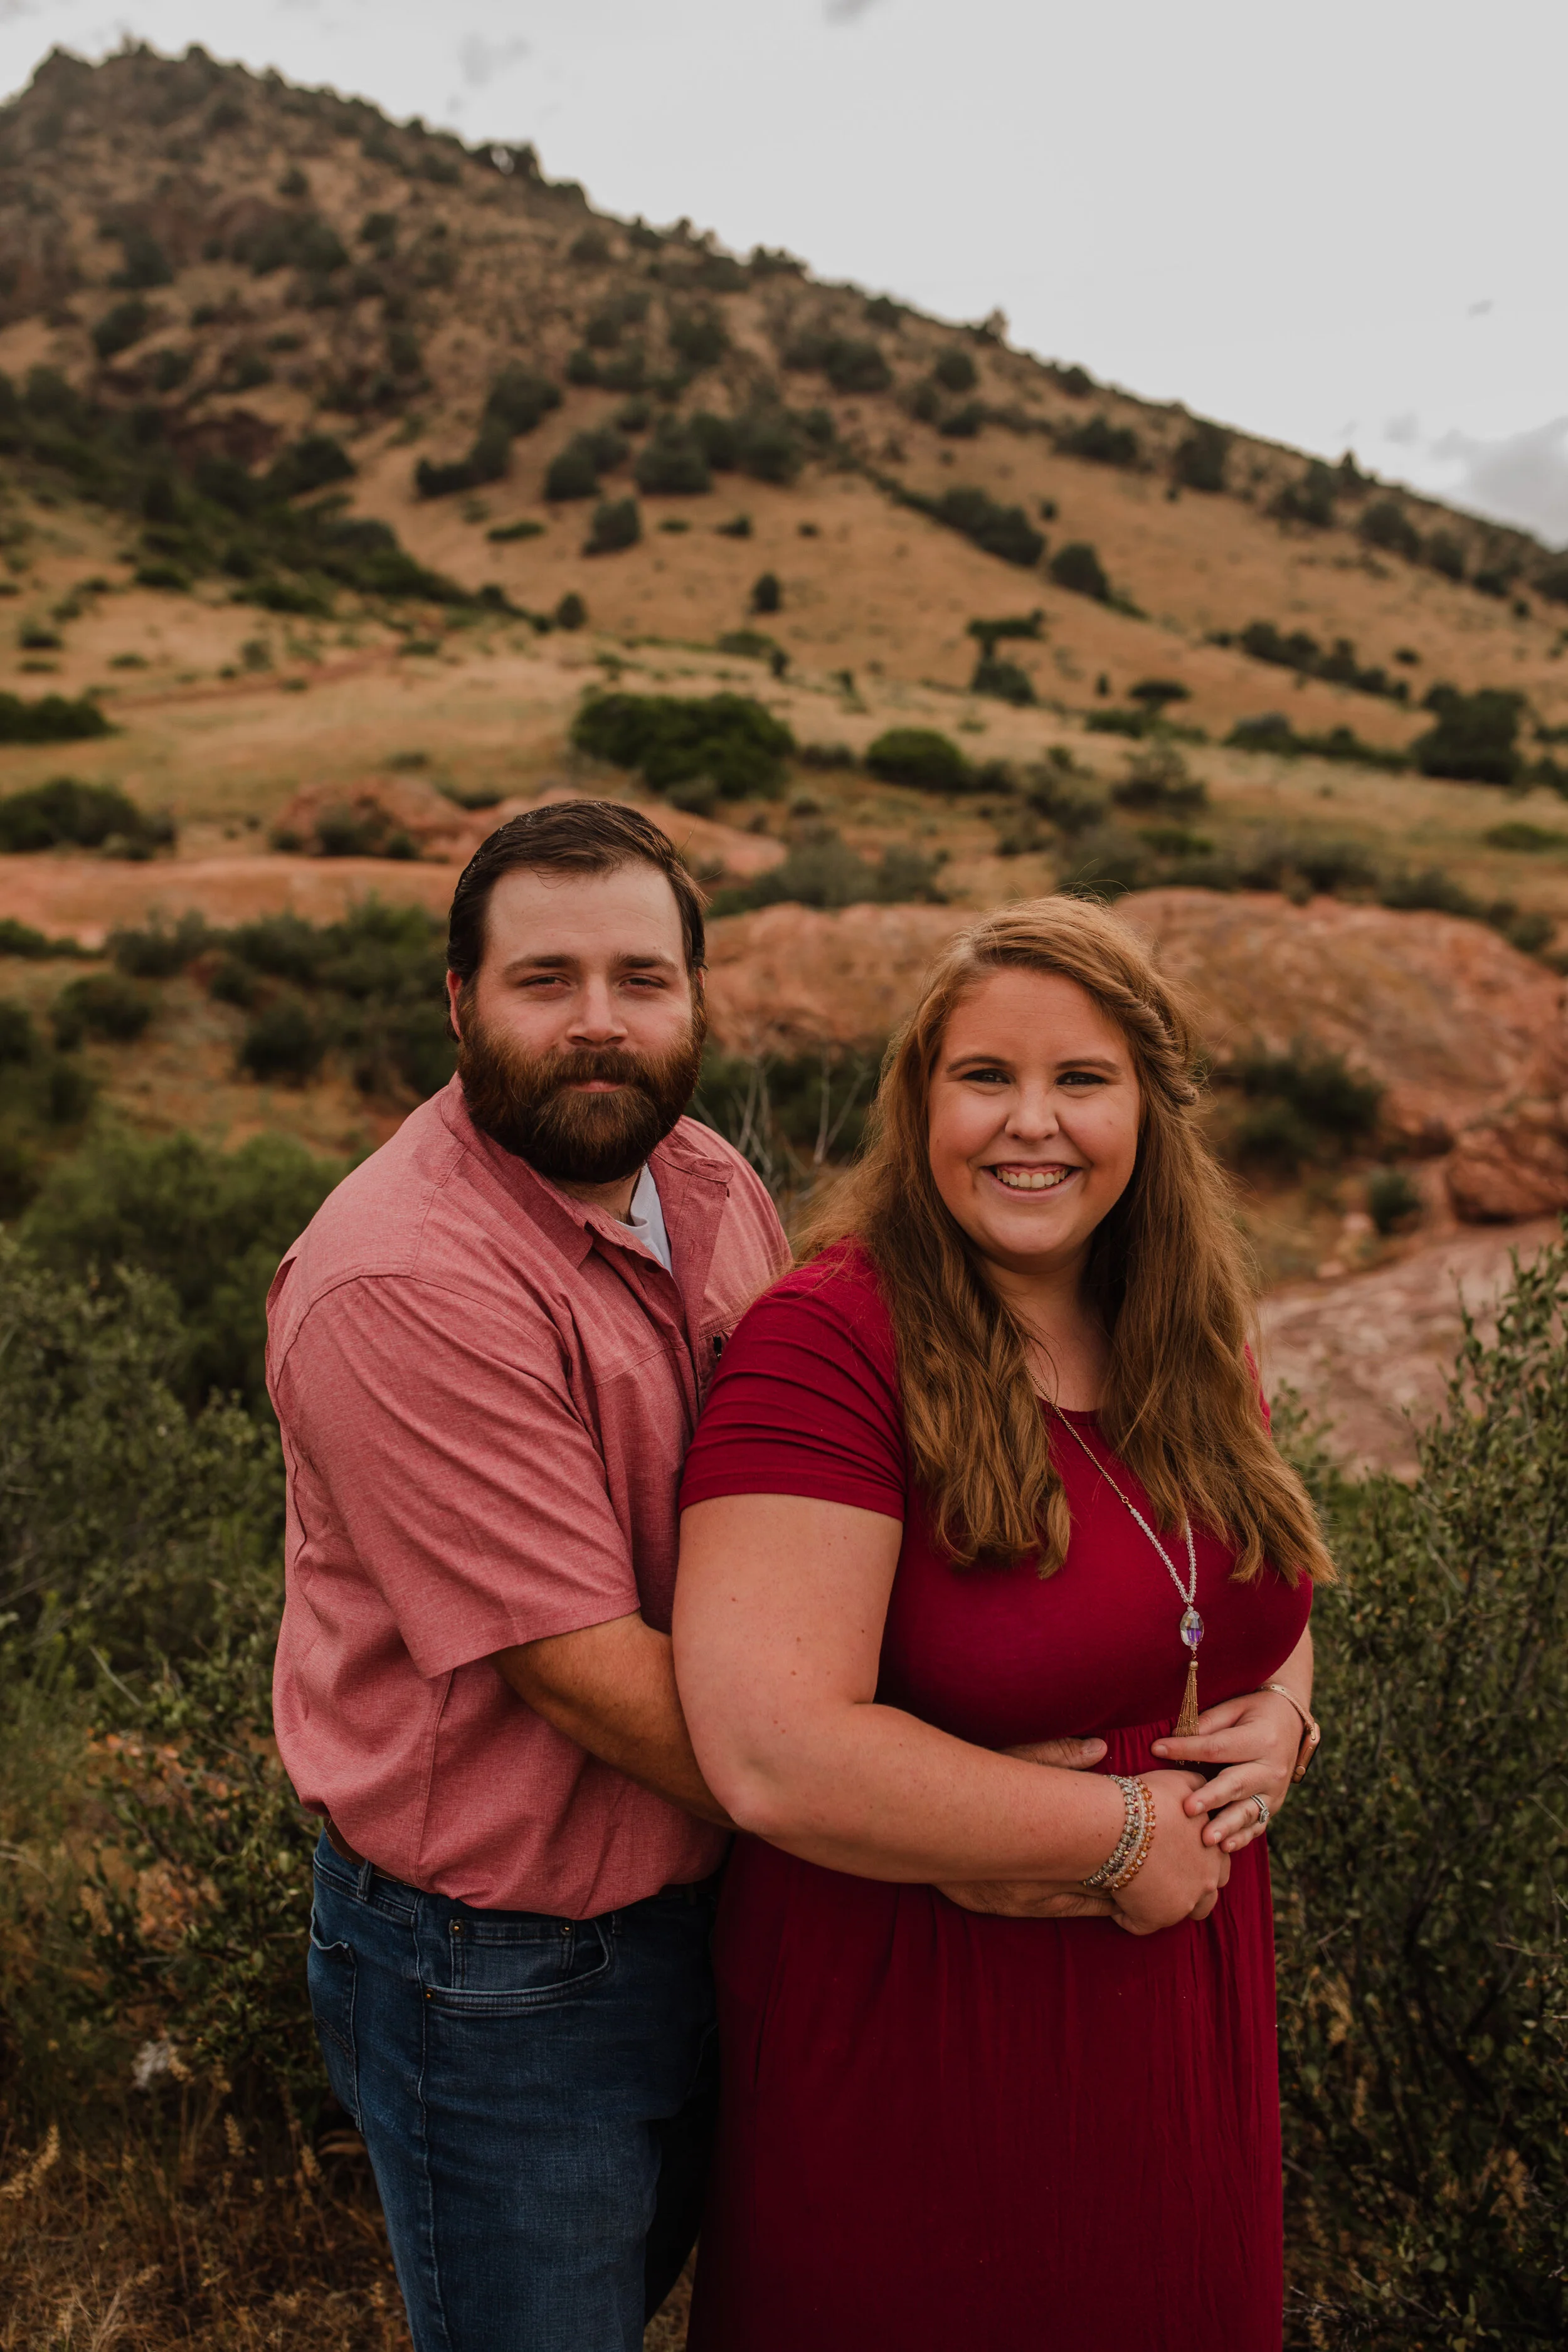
top-left (1152, 1622), bottom-right (1315, 1853)
top-left (674, 1493), bottom-right (1229, 1931)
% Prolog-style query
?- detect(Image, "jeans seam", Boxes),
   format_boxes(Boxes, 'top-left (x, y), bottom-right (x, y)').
top-left (413, 1899), bottom-right (457, 2352)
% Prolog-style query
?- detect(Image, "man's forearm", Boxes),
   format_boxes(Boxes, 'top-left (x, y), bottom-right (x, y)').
top-left (496, 1613), bottom-right (733, 1828)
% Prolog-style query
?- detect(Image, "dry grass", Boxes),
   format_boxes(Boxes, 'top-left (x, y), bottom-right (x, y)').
top-left (0, 2122), bottom-right (693, 2350)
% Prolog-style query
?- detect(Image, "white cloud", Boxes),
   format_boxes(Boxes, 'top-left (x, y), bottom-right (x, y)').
top-left (1433, 416), bottom-right (1568, 548)
top-left (457, 30), bottom-right (527, 89)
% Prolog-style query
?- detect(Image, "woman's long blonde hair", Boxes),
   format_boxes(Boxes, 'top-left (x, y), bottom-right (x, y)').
top-left (802, 896), bottom-right (1335, 1586)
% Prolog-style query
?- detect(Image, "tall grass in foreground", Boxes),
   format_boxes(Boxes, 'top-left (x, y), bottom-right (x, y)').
top-left (2, 1204), bottom-right (1567, 2344)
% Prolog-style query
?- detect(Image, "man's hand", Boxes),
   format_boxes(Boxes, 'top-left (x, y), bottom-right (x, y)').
top-left (495, 1614), bottom-right (732, 1828)
top-left (935, 1735), bottom-right (1115, 1919)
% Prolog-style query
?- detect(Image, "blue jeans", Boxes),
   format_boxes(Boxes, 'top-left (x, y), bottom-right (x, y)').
top-left (308, 1831), bottom-right (720, 2352)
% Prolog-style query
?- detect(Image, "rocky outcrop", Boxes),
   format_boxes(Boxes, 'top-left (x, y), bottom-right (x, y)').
top-left (1446, 1103), bottom-right (1568, 1222)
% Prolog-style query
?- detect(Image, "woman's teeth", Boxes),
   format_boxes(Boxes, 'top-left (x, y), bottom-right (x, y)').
top-left (991, 1166), bottom-right (1074, 1191)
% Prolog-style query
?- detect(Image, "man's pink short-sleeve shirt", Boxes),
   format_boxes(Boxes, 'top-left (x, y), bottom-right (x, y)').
top-left (267, 1078), bottom-right (788, 1917)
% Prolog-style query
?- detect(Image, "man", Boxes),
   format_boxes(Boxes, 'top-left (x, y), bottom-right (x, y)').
top-left (268, 800), bottom-right (789, 2351)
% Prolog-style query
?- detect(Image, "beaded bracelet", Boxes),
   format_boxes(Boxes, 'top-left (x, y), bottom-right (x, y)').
top-left (1105, 1781), bottom-right (1156, 1892)
top-left (1082, 1775), bottom-right (1145, 1892)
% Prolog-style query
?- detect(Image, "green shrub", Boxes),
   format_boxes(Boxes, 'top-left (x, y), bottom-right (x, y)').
top-left (691, 1040), bottom-right (886, 1197)
top-left (1485, 820), bottom-right (1564, 853)
top-left (1128, 677), bottom-right (1190, 709)
top-left (92, 297), bottom-right (151, 361)
top-left (1365, 1165), bottom-right (1422, 1234)
top-left (751, 571), bottom-right (781, 615)
top-left (110, 226), bottom-right (172, 289)
top-left (0, 693), bottom-right (112, 744)
top-left (971, 655), bottom-right (1035, 704)
top-left (21, 1129), bottom-right (341, 1416)
top-left (1413, 687), bottom-right (1523, 788)
top-left (583, 497), bottom-right (642, 556)
top-left (51, 974), bottom-right (154, 1048)
top-left (1360, 497), bottom-right (1422, 561)
top-left (109, 910), bottom-right (209, 978)
top-left (864, 728), bottom-right (973, 793)
top-left (572, 691), bottom-right (792, 799)
top-left (1056, 413), bottom-right (1140, 469)
top-left (1226, 714), bottom-right (1409, 771)
top-left (668, 308), bottom-right (729, 369)
top-left (0, 916), bottom-right (85, 960)
top-left (239, 996), bottom-right (325, 1084)
top-left (0, 776), bottom-right (154, 852)
top-left (0, 1237), bottom-right (282, 1670)
top-left (1172, 419), bottom-right (1230, 492)
top-left (265, 433), bottom-right (355, 500)
top-left (634, 423), bottom-right (711, 495)
top-left (909, 486), bottom-right (1043, 568)
top-left (968, 612), bottom-right (1044, 657)
top-left (1021, 755), bottom-right (1106, 835)
top-left (1426, 529), bottom-right (1467, 582)
top-left (1273, 1246), bottom-right (1568, 2341)
top-left (784, 332), bottom-right (891, 394)
top-left (1226, 1038), bottom-right (1382, 1148)
top-left (933, 347), bottom-right (977, 393)
top-left (1271, 462), bottom-right (1337, 528)
top-left (708, 827), bottom-right (945, 916)
top-left (1110, 744), bottom-right (1207, 814)
top-left (555, 591), bottom-right (587, 630)
top-left (484, 365), bottom-right (561, 436)
top-left (1049, 541), bottom-right (1111, 601)
top-left (546, 436), bottom-right (604, 501)
top-left (1537, 560), bottom-right (1568, 607)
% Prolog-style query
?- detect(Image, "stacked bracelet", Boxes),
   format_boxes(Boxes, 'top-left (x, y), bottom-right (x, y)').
top-left (1082, 1776), bottom-right (1144, 1891)
top-left (1105, 1781), bottom-right (1155, 1892)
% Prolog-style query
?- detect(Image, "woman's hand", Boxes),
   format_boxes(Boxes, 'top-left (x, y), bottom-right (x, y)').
top-left (1150, 1688), bottom-right (1300, 1855)
top-left (1110, 1769), bottom-right (1231, 1934)
top-left (935, 1736), bottom-right (1112, 1919)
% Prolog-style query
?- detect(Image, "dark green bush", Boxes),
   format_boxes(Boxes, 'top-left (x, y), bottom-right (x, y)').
top-left (1110, 744), bottom-right (1207, 815)
top-left (1022, 754), bottom-right (1106, 835)
top-left (784, 332), bottom-right (891, 394)
top-left (933, 347), bottom-right (977, 393)
top-left (1271, 462), bottom-right (1337, 529)
top-left (708, 827), bottom-right (945, 917)
top-left (751, 571), bottom-right (781, 615)
top-left (1274, 1247), bottom-right (1568, 2341)
top-left (265, 433), bottom-right (355, 500)
top-left (0, 916), bottom-right (84, 960)
top-left (691, 1039), bottom-right (886, 1197)
top-left (1365, 1165), bottom-right (1422, 1234)
top-left (1426, 529), bottom-right (1467, 582)
top-left (904, 486), bottom-right (1043, 568)
top-left (0, 776), bottom-right (154, 852)
top-left (51, 974), bottom-right (154, 1049)
top-left (1128, 677), bottom-right (1190, 709)
top-left (634, 423), bottom-right (711, 495)
top-left (92, 298), bottom-right (151, 361)
top-left (1225, 1038), bottom-right (1382, 1153)
top-left (1413, 687), bottom-right (1523, 788)
top-left (1226, 714), bottom-right (1409, 771)
top-left (110, 226), bottom-right (172, 289)
top-left (546, 435), bottom-right (605, 501)
top-left (555, 591), bottom-right (587, 630)
top-left (1485, 820), bottom-right (1564, 853)
top-left (667, 308), bottom-right (729, 369)
top-left (1049, 541), bottom-right (1110, 600)
top-left (1537, 560), bottom-right (1568, 607)
top-left (0, 693), bottom-right (112, 744)
top-left (968, 612), bottom-right (1044, 658)
top-left (484, 365), bottom-right (561, 436)
top-left (971, 655), bottom-right (1035, 704)
top-left (864, 728), bottom-right (973, 793)
top-left (1056, 413), bottom-right (1140, 469)
top-left (109, 910), bottom-right (209, 977)
top-left (583, 497), bottom-right (642, 556)
top-left (1360, 498), bottom-right (1422, 561)
top-left (1172, 419), bottom-right (1230, 492)
top-left (572, 691), bottom-right (792, 799)
top-left (22, 1130), bottom-right (341, 1416)
top-left (239, 996), bottom-right (325, 1084)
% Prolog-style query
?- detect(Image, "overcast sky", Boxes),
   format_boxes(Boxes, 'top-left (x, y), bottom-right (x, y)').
top-left (4, 0), bottom-right (1564, 545)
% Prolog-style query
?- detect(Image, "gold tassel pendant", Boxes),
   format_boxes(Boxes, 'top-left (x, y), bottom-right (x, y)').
top-left (1175, 1656), bottom-right (1201, 1739)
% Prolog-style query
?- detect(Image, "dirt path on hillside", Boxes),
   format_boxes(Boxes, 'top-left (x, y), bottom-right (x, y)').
top-left (1259, 1216), bottom-right (1560, 1476)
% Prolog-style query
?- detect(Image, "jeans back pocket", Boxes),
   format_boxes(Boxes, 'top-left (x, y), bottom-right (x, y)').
top-left (307, 1912), bottom-right (360, 2124)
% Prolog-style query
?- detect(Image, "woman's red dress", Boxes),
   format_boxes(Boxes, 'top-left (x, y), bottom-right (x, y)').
top-left (678, 1246), bottom-right (1311, 2352)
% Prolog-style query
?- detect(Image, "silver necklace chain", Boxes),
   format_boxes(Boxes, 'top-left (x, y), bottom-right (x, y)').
top-left (1049, 1405), bottom-right (1198, 1611)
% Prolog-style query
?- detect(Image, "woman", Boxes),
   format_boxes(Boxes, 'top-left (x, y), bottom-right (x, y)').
top-left (672, 898), bottom-right (1331, 2351)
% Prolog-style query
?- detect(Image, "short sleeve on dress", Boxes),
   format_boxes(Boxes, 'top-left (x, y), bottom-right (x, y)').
top-left (679, 1246), bottom-right (907, 1523)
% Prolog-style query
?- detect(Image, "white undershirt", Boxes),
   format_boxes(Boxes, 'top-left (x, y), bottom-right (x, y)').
top-left (624, 1164), bottom-right (673, 1274)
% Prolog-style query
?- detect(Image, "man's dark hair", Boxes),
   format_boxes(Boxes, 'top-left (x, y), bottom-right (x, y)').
top-left (447, 799), bottom-right (707, 990)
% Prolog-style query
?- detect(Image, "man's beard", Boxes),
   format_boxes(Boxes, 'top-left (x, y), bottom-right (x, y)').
top-left (457, 1001), bottom-right (707, 1186)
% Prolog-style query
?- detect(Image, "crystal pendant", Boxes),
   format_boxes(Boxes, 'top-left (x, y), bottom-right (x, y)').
top-left (1180, 1606), bottom-right (1204, 1653)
